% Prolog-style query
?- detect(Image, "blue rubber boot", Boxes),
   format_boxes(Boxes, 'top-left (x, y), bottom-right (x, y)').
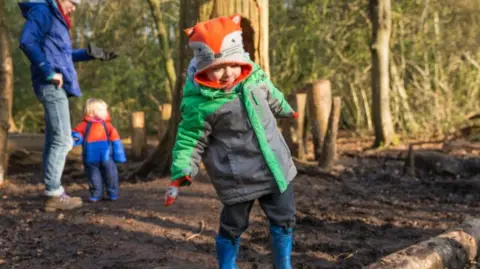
top-left (216, 234), bottom-right (240, 269)
top-left (270, 225), bottom-right (293, 269)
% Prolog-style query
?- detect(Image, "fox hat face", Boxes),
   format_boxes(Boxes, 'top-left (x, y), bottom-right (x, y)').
top-left (185, 14), bottom-right (253, 89)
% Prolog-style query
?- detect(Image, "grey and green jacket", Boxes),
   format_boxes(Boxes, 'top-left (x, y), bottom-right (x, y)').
top-left (171, 60), bottom-right (297, 205)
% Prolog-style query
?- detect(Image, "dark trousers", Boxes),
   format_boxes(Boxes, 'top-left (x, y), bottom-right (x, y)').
top-left (84, 159), bottom-right (119, 199)
top-left (219, 184), bottom-right (296, 240)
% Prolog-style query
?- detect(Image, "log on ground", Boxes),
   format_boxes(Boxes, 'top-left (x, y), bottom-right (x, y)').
top-left (407, 150), bottom-right (480, 176)
top-left (366, 218), bottom-right (480, 269)
top-left (7, 133), bottom-right (44, 152)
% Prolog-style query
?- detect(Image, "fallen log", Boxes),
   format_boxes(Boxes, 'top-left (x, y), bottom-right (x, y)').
top-left (7, 133), bottom-right (44, 152)
top-left (365, 218), bottom-right (480, 269)
top-left (6, 134), bottom-right (87, 156)
top-left (443, 139), bottom-right (480, 152)
top-left (464, 158), bottom-right (480, 174)
top-left (414, 151), bottom-right (480, 175)
top-left (344, 152), bottom-right (407, 162)
top-left (424, 179), bottom-right (480, 192)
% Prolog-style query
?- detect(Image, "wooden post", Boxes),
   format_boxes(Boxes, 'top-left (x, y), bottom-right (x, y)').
top-left (367, 218), bottom-right (480, 269)
top-left (403, 144), bottom-right (415, 176)
top-left (279, 94), bottom-right (297, 156)
top-left (302, 112), bottom-right (309, 157)
top-left (295, 93), bottom-right (308, 160)
top-left (158, 103), bottom-right (172, 140)
top-left (307, 80), bottom-right (332, 160)
top-left (131, 111), bottom-right (147, 160)
top-left (319, 97), bottom-right (342, 171)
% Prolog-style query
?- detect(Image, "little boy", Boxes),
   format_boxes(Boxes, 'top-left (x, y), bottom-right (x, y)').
top-left (72, 98), bottom-right (126, 202)
top-left (165, 15), bottom-right (299, 269)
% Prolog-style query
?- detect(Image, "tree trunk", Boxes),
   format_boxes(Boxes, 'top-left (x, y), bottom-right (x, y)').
top-left (210, 0), bottom-right (270, 75)
top-left (0, 0), bottom-right (11, 185)
top-left (390, 58), bottom-right (418, 132)
top-left (198, 1), bottom-right (213, 21)
top-left (128, 0), bottom-right (200, 180)
top-left (146, 0), bottom-right (176, 102)
top-left (367, 218), bottom-right (480, 269)
top-left (295, 93), bottom-right (307, 160)
top-left (348, 81), bottom-right (362, 128)
top-left (280, 92), bottom-right (308, 159)
top-left (369, 0), bottom-right (396, 147)
top-left (0, 98), bottom-right (7, 186)
top-left (0, 0), bottom-right (15, 133)
top-left (319, 97), bottom-right (341, 171)
top-left (307, 80), bottom-right (331, 160)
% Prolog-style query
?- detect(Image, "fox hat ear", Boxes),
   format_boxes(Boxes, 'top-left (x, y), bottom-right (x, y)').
top-left (184, 27), bottom-right (194, 37)
top-left (230, 14), bottom-right (241, 25)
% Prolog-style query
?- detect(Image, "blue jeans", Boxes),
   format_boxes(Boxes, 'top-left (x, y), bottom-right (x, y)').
top-left (38, 85), bottom-right (73, 196)
top-left (84, 160), bottom-right (119, 199)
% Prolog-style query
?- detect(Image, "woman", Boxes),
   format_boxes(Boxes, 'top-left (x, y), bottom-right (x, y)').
top-left (18, 0), bottom-right (117, 211)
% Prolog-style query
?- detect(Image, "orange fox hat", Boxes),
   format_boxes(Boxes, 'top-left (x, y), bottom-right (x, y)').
top-left (185, 14), bottom-right (253, 89)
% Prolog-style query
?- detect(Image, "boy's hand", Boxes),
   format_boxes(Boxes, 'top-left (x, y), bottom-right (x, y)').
top-left (164, 176), bottom-right (192, 207)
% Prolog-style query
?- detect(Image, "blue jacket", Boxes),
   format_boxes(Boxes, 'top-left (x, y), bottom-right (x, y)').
top-left (18, 0), bottom-right (92, 97)
top-left (72, 116), bottom-right (127, 164)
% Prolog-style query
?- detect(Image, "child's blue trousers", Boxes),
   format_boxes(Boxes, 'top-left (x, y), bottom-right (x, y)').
top-left (84, 159), bottom-right (119, 200)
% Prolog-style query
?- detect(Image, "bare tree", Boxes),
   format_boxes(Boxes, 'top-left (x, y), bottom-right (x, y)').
top-left (369, 0), bottom-right (396, 147)
top-left (146, 0), bottom-right (176, 102)
top-left (129, 0), bottom-right (204, 180)
top-left (0, 0), bottom-right (12, 185)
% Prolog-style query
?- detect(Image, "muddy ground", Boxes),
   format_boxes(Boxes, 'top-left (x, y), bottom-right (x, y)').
top-left (1, 135), bottom-right (480, 269)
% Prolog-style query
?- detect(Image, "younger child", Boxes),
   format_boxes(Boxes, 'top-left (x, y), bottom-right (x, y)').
top-left (165, 15), bottom-right (298, 269)
top-left (72, 98), bottom-right (126, 202)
